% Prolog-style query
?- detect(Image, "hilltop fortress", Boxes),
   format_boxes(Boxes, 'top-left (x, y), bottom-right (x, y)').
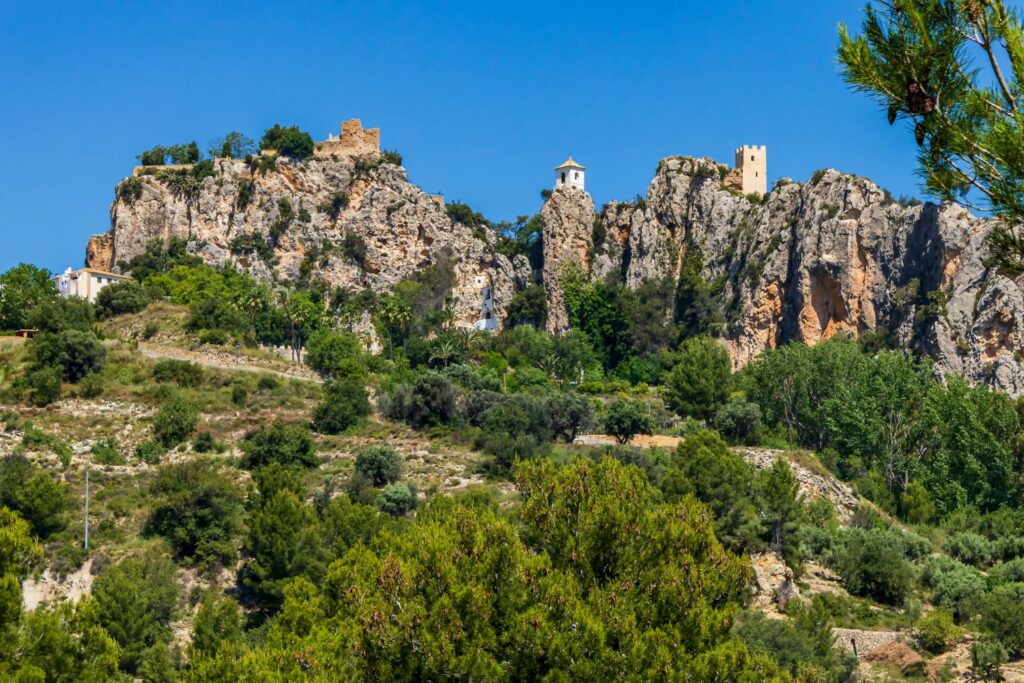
top-left (314, 119), bottom-right (381, 159)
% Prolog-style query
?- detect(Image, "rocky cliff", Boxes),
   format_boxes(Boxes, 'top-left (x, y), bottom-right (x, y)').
top-left (88, 151), bottom-right (1024, 395)
top-left (547, 156), bottom-right (1024, 396)
top-left (90, 156), bottom-right (516, 327)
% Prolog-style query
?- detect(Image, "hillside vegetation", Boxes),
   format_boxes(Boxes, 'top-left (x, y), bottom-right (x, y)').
top-left (3, 242), bottom-right (1024, 680)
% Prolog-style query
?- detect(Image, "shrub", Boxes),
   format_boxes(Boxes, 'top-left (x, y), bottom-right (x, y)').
top-left (23, 365), bottom-right (62, 406)
top-left (354, 446), bottom-right (402, 487)
top-left (915, 608), bottom-right (959, 653)
top-left (95, 280), bottom-right (149, 318)
top-left (32, 330), bottom-right (106, 382)
top-left (977, 584), bottom-right (1024, 657)
top-left (313, 377), bottom-right (371, 434)
top-left (152, 396), bottom-right (200, 447)
top-left (834, 528), bottom-right (913, 605)
top-left (304, 330), bottom-right (366, 379)
top-left (546, 392), bottom-right (594, 442)
top-left (381, 149), bottom-right (403, 166)
top-left (241, 421), bottom-right (317, 470)
top-left (972, 639), bottom-right (1008, 681)
top-left (603, 399), bottom-right (654, 444)
top-left (77, 371), bottom-right (105, 399)
top-left (231, 384), bottom-right (247, 407)
top-left (147, 461), bottom-right (243, 565)
top-left (376, 483), bottom-right (417, 517)
top-left (921, 556), bottom-right (987, 619)
top-left (152, 359), bottom-right (204, 387)
top-left (945, 531), bottom-right (994, 568)
top-left (0, 455), bottom-right (68, 537)
top-left (91, 437), bottom-right (125, 466)
top-left (259, 124), bottom-right (314, 159)
top-left (713, 396), bottom-right (763, 445)
top-left (192, 431), bottom-right (217, 453)
top-left (136, 439), bottom-right (166, 464)
top-left (664, 336), bottom-right (731, 420)
top-left (342, 232), bottom-right (368, 266)
top-left (383, 373), bottom-right (458, 428)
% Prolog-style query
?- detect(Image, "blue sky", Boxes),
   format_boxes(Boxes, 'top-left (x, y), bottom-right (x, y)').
top-left (0, 1), bottom-right (923, 273)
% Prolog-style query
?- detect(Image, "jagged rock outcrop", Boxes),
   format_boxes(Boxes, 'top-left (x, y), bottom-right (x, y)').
top-left (545, 155), bottom-right (1024, 396)
top-left (90, 157), bottom-right (516, 328)
top-left (540, 185), bottom-right (595, 333)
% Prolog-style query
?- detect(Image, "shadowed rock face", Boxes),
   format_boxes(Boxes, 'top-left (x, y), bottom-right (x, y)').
top-left (91, 152), bottom-right (1024, 395)
top-left (90, 157), bottom-right (516, 329)
top-left (546, 156), bottom-right (1024, 396)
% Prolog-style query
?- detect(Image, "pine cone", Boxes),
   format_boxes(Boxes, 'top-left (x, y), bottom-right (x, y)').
top-left (888, 102), bottom-right (900, 125)
top-left (964, 0), bottom-right (983, 23)
top-left (915, 121), bottom-right (927, 146)
top-left (907, 83), bottom-right (929, 114)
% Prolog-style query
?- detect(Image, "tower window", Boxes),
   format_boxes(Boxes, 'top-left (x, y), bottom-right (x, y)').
top-left (574, 172), bottom-right (579, 179)
top-left (751, 155), bottom-right (755, 161)
top-left (561, 172), bottom-right (566, 183)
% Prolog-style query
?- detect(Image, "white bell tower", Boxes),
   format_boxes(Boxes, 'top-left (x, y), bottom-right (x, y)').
top-left (554, 156), bottom-right (586, 191)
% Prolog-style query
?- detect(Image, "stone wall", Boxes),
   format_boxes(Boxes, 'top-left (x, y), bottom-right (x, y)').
top-left (314, 119), bottom-right (380, 159)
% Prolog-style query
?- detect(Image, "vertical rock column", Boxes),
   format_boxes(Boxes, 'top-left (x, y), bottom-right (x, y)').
top-left (540, 186), bottom-right (596, 334)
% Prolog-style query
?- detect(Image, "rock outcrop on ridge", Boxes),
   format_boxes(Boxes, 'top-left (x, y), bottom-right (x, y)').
top-left (87, 151), bottom-right (1024, 395)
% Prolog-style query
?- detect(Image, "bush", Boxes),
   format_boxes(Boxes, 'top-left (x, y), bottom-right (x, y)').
top-left (304, 330), bottom-right (366, 379)
top-left (95, 280), bottom-right (149, 318)
top-left (313, 377), bottom-right (370, 434)
top-left (915, 608), bottom-right (959, 653)
top-left (834, 528), bottom-right (913, 605)
top-left (192, 431), bottom-right (217, 453)
top-left (241, 421), bottom-right (317, 470)
top-left (231, 384), bottom-right (247, 407)
top-left (354, 446), bottom-right (402, 487)
top-left (945, 531), bottom-right (994, 568)
top-left (147, 461), bottom-right (243, 566)
top-left (0, 455), bottom-right (68, 537)
top-left (152, 359), bottom-right (204, 387)
top-left (77, 371), bottom-right (105, 398)
top-left (23, 365), bottom-right (62, 406)
top-left (152, 396), bottom-right (200, 447)
top-left (91, 437), bottom-right (125, 465)
top-left (32, 330), bottom-right (106, 382)
top-left (713, 396), bottom-right (763, 445)
top-left (383, 373), bottom-right (458, 428)
top-left (136, 439), bottom-right (166, 464)
top-left (603, 399), bottom-right (654, 444)
top-left (664, 336), bottom-right (731, 420)
top-left (376, 483), bottom-right (417, 517)
top-left (259, 124), bottom-right (314, 159)
top-left (921, 556), bottom-right (987, 619)
top-left (977, 584), bottom-right (1024, 657)
top-left (546, 392), bottom-right (594, 442)
top-left (972, 639), bottom-right (1008, 681)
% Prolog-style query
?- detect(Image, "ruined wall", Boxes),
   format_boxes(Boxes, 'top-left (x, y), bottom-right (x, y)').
top-left (314, 119), bottom-right (381, 159)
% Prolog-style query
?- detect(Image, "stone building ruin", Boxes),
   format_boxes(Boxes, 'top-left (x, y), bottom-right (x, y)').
top-left (314, 119), bottom-right (381, 159)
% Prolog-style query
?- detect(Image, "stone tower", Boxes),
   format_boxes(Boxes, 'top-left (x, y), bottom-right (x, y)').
top-left (554, 156), bottom-right (586, 191)
top-left (731, 145), bottom-right (767, 194)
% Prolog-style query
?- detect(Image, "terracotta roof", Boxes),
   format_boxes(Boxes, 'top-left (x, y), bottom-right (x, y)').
top-left (53, 268), bottom-right (131, 280)
top-left (554, 156), bottom-right (586, 170)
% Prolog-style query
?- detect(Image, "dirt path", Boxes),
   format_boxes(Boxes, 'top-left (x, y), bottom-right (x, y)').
top-left (138, 342), bottom-right (321, 383)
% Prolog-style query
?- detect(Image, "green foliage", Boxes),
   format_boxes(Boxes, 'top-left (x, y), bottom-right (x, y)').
top-left (341, 231), bottom-right (368, 266)
top-left (0, 506), bottom-right (43, 579)
top-left (381, 148), bottom-right (403, 166)
top-left (0, 264), bottom-right (57, 330)
top-left (713, 395), bottom-right (763, 445)
top-left (383, 372), bottom-right (458, 428)
top-left (91, 436), bottom-right (125, 465)
top-left (445, 201), bottom-right (490, 228)
top-left (208, 131), bottom-right (256, 159)
top-left (758, 459), bottom-right (805, 571)
top-left (505, 284), bottom-right (548, 329)
top-left (354, 446), bottom-right (402, 487)
top-left (376, 482), bottom-right (417, 517)
top-left (318, 191), bottom-right (349, 220)
top-left (675, 241), bottom-right (724, 338)
top-left (834, 527), bottom-right (914, 605)
top-left (561, 267), bottom-right (632, 369)
top-left (190, 594), bottom-right (242, 659)
top-left (665, 335), bottom-right (732, 420)
top-left (661, 431), bottom-right (763, 553)
top-left (21, 366), bottom-right (62, 407)
top-left (93, 553), bottom-right (179, 673)
top-left (30, 330), bottom-right (105, 383)
top-left (304, 330), bottom-right (365, 379)
top-left (121, 237), bottom-right (201, 281)
top-left (972, 639), bottom-right (1009, 682)
top-left (838, 0), bottom-right (1024, 272)
top-left (602, 398), bottom-right (653, 444)
top-left (945, 531), bottom-right (994, 568)
top-left (94, 280), bottom-right (149, 318)
top-left (152, 395), bottom-right (200, 447)
top-left (259, 124), bottom-right (314, 159)
top-left (152, 359), bottom-right (204, 387)
top-left (147, 461), bottom-right (243, 566)
top-left (915, 608), bottom-right (959, 654)
top-left (736, 598), bottom-right (850, 680)
top-left (242, 421), bottom-right (317, 470)
top-left (0, 455), bottom-right (68, 537)
top-left (243, 490), bottom-right (321, 613)
top-left (26, 295), bottom-right (94, 334)
top-left (313, 377), bottom-right (370, 434)
top-left (921, 556), bottom-right (987, 619)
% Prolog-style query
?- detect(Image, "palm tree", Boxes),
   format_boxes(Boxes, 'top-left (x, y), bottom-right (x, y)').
top-left (429, 334), bottom-right (460, 368)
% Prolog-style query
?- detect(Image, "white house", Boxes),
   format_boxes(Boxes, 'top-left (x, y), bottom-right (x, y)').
top-left (473, 273), bottom-right (497, 331)
top-left (53, 267), bottom-right (131, 303)
top-left (554, 156), bottom-right (586, 191)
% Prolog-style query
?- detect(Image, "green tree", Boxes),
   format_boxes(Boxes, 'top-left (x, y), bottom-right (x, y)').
top-left (835, 528), bottom-right (913, 605)
top-left (838, 1), bottom-right (1024, 271)
top-left (0, 456), bottom-right (68, 537)
top-left (915, 608), bottom-right (960, 654)
top-left (30, 329), bottom-right (106, 382)
top-left (354, 446), bottom-right (402, 487)
top-left (312, 377), bottom-right (370, 434)
top-left (665, 335), bottom-right (731, 420)
top-left (93, 553), bottom-right (179, 673)
top-left (0, 264), bottom-right (56, 331)
top-left (304, 330), bottom-right (366, 379)
top-left (190, 593), bottom-right (242, 659)
top-left (241, 421), bottom-right (317, 470)
top-left (209, 131), bottom-right (256, 159)
top-left (602, 398), bottom-right (653, 444)
top-left (243, 490), bottom-right (321, 613)
top-left (152, 396), bottom-right (200, 447)
top-left (94, 280), bottom-right (150, 318)
top-left (259, 124), bottom-right (315, 160)
top-left (757, 459), bottom-right (805, 571)
top-left (376, 482), bottom-right (417, 517)
top-left (147, 461), bottom-right (244, 565)
top-left (505, 285), bottom-right (548, 329)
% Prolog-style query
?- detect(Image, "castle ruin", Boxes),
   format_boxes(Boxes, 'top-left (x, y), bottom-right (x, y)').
top-left (314, 119), bottom-right (381, 159)
top-left (723, 145), bottom-right (767, 195)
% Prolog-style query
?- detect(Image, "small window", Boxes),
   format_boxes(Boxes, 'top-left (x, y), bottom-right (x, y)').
top-left (751, 155), bottom-right (755, 162)
top-left (574, 172), bottom-right (579, 179)
top-left (561, 172), bottom-right (566, 183)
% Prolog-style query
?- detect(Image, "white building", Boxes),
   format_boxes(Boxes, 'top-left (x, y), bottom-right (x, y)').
top-left (473, 273), bottom-right (497, 331)
top-left (554, 156), bottom-right (586, 191)
top-left (53, 267), bottom-right (131, 303)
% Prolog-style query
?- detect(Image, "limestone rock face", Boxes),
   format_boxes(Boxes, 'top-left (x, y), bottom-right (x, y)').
top-left (90, 157), bottom-right (515, 329)
top-left (539, 155), bottom-right (1024, 396)
top-left (540, 185), bottom-right (595, 333)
